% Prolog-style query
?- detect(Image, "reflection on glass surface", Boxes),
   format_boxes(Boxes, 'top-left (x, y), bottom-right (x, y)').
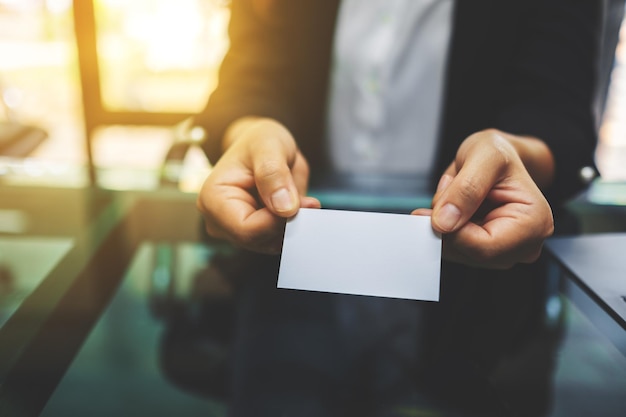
top-left (0, 236), bottom-right (74, 328)
top-left (37, 237), bottom-right (626, 416)
top-left (40, 241), bottom-right (225, 417)
top-left (551, 298), bottom-right (626, 416)
top-left (0, 187), bottom-right (614, 416)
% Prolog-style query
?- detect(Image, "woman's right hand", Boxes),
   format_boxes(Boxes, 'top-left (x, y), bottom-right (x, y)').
top-left (196, 117), bottom-right (320, 254)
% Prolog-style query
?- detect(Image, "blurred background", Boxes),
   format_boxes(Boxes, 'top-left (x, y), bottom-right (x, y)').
top-left (0, 0), bottom-right (625, 191)
top-left (0, 0), bottom-right (229, 190)
top-left (0, 4), bottom-right (625, 414)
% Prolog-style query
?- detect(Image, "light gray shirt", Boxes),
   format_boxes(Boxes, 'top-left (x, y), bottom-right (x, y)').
top-left (326, 0), bottom-right (454, 177)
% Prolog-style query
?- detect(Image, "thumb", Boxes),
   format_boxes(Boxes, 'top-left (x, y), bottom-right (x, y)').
top-left (247, 133), bottom-right (300, 217)
top-left (432, 149), bottom-right (506, 233)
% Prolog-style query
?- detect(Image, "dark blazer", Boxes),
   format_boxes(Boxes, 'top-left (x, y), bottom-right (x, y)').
top-left (197, 0), bottom-right (602, 206)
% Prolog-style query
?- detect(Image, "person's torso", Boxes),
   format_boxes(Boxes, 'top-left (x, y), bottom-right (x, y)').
top-left (326, 0), bottom-right (454, 178)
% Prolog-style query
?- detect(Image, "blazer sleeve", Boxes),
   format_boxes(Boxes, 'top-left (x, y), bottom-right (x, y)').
top-left (192, 0), bottom-right (296, 164)
top-left (494, 0), bottom-right (603, 205)
top-left (194, 0), bottom-right (338, 165)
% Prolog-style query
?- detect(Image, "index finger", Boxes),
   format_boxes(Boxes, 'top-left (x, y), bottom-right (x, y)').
top-left (245, 130), bottom-right (300, 218)
top-left (202, 183), bottom-right (286, 253)
top-left (431, 141), bottom-right (512, 233)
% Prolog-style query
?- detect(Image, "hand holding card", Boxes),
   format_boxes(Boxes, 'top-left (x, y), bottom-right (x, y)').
top-left (277, 208), bottom-right (442, 301)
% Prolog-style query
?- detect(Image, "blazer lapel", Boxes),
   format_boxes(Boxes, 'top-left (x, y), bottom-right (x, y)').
top-left (434, 0), bottom-right (523, 184)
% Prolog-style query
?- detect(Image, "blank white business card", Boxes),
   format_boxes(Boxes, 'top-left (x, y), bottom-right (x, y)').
top-left (277, 208), bottom-right (441, 301)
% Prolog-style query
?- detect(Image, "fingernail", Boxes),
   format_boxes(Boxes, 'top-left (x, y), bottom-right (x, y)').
top-left (437, 174), bottom-right (453, 193)
top-left (271, 188), bottom-right (295, 212)
top-left (436, 203), bottom-right (461, 231)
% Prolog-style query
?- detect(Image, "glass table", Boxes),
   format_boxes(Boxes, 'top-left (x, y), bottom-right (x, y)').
top-left (1, 176), bottom-right (626, 417)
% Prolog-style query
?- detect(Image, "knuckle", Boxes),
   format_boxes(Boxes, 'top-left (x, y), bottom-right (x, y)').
top-left (201, 218), bottom-right (223, 240)
top-left (543, 212), bottom-right (555, 239)
top-left (456, 177), bottom-right (481, 205)
top-left (255, 160), bottom-right (287, 181)
top-left (196, 197), bottom-right (205, 212)
top-left (298, 155), bottom-right (310, 177)
top-left (196, 190), bottom-right (214, 213)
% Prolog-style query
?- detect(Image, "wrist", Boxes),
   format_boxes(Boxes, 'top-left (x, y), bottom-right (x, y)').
top-left (483, 129), bottom-right (555, 189)
top-left (221, 116), bottom-right (262, 153)
top-left (222, 117), bottom-right (292, 154)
